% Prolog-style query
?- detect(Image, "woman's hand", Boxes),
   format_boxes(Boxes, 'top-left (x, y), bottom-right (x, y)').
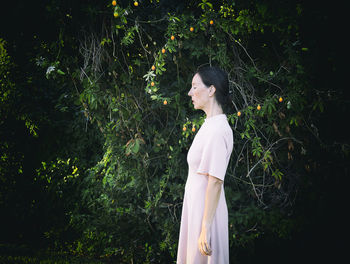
top-left (197, 175), bottom-right (222, 256)
top-left (198, 226), bottom-right (212, 256)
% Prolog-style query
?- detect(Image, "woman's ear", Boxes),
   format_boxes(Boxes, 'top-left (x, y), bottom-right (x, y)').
top-left (209, 85), bottom-right (216, 97)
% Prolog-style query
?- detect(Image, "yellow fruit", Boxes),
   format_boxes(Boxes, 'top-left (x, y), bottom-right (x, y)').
top-left (237, 111), bottom-right (241, 117)
top-left (279, 97), bottom-right (283, 103)
top-left (183, 126), bottom-right (187, 131)
top-left (161, 48), bottom-right (166, 54)
top-left (151, 65), bottom-right (155, 71)
top-left (257, 104), bottom-right (261, 110)
top-left (171, 35), bottom-right (175, 40)
top-left (210, 20), bottom-right (214, 25)
top-left (151, 81), bottom-right (155, 86)
top-left (112, 1), bottom-right (117, 6)
top-left (114, 12), bottom-right (119, 18)
top-left (163, 100), bottom-right (168, 105)
top-left (192, 127), bottom-right (196, 132)
top-left (134, 1), bottom-right (138, 7)
top-left (190, 27), bottom-right (194, 32)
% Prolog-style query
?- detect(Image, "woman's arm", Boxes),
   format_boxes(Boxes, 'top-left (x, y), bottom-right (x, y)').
top-left (198, 174), bottom-right (223, 256)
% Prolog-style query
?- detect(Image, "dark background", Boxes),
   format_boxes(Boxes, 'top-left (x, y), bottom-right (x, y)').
top-left (1, 0), bottom-right (348, 263)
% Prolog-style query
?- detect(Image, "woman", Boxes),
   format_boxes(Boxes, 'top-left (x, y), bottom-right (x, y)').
top-left (177, 66), bottom-right (233, 264)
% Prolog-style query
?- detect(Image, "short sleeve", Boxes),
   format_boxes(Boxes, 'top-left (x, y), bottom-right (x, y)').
top-left (197, 132), bottom-right (229, 181)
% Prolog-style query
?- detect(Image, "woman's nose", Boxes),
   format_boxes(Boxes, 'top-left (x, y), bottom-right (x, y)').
top-left (188, 89), bottom-right (192, 96)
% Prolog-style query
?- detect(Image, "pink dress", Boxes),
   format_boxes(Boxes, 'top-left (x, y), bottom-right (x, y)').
top-left (177, 114), bottom-right (233, 264)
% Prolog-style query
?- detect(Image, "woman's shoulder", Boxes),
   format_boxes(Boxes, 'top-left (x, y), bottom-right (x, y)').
top-left (206, 118), bottom-right (233, 138)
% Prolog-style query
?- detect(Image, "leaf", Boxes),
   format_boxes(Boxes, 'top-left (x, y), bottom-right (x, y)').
top-left (272, 169), bottom-right (283, 180)
top-left (132, 139), bottom-right (140, 154)
top-left (121, 26), bottom-right (137, 46)
top-left (57, 69), bottom-right (65, 75)
top-left (125, 139), bottom-right (134, 156)
top-left (289, 117), bottom-right (299, 126)
top-left (143, 71), bottom-right (156, 81)
top-left (267, 101), bottom-right (276, 114)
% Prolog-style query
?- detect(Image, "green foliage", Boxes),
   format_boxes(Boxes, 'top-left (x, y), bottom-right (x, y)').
top-left (0, 38), bottom-right (16, 125)
top-left (0, 39), bottom-right (14, 105)
top-left (38, 1), bottom-right (319, 262)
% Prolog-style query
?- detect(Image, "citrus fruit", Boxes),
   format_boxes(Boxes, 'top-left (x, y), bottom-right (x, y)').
top-left (183, 126), bottom-right (187, 131)
top-left (192, 127), bottom-right (196, 132)
top-left (113, 12), bottom-right (119, 18)
top-left (257, 104), bottom-right (261, 110)
top-left (161, 48), bottom-right (166, 54)
top-left (151, 65), bottom-right (155, 71)
top-left (112, 1), bottom-right (117, 6)
top-left (163, 100), bottom-right (168, 105)
top-left (151, 81), bottom-right (155, 86)
top-left (279, 97), bottom-right (283, 103)
top-left (171, 35), bottom-right (175, 40)
top-left (237, 111), bottom-right (241, 116)
top-left (190, 27), bottom-right (194, 32)
top-left (134, 1), bottom-right (138, 7)
top-left (210, 20), bottom-right (214, 25)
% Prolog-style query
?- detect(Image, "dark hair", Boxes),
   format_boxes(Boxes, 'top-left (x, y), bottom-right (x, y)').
top-left (196, 66), bottom-right (231, 110)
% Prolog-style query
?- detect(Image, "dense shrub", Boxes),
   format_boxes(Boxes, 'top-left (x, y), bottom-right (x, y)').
top-left (37, 1), bottom-right (322, 262)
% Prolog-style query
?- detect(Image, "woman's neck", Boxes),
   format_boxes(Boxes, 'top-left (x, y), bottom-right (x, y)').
top-left (203, 100), bottom-right (223, 119)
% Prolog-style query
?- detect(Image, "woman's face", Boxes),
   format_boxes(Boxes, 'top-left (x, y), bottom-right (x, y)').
top-left (188, 73), bottom-right (211, 110)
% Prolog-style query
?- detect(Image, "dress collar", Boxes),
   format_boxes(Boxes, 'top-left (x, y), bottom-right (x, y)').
top-left (204, 114), bottom-right (227, 123)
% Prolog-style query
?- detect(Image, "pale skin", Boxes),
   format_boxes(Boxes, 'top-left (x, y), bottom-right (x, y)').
top-left (188, 73), bottom-right (224, 256)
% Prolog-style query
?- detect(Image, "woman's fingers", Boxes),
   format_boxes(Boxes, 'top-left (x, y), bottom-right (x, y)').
top-left (198, 241), bottom-right (204, 255)
top-left (205, 243), bottom-right (211, 256)
top-left (199, 241), bottom-right (212, 256)
top-left (198, 240), bottom-right (205, 255)
top-left (198, 228), bottom-right (212, 256)
top-left (199, 244), bottom-right (205, 255)
top-left (204, 242), bottom-right (212, 256)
